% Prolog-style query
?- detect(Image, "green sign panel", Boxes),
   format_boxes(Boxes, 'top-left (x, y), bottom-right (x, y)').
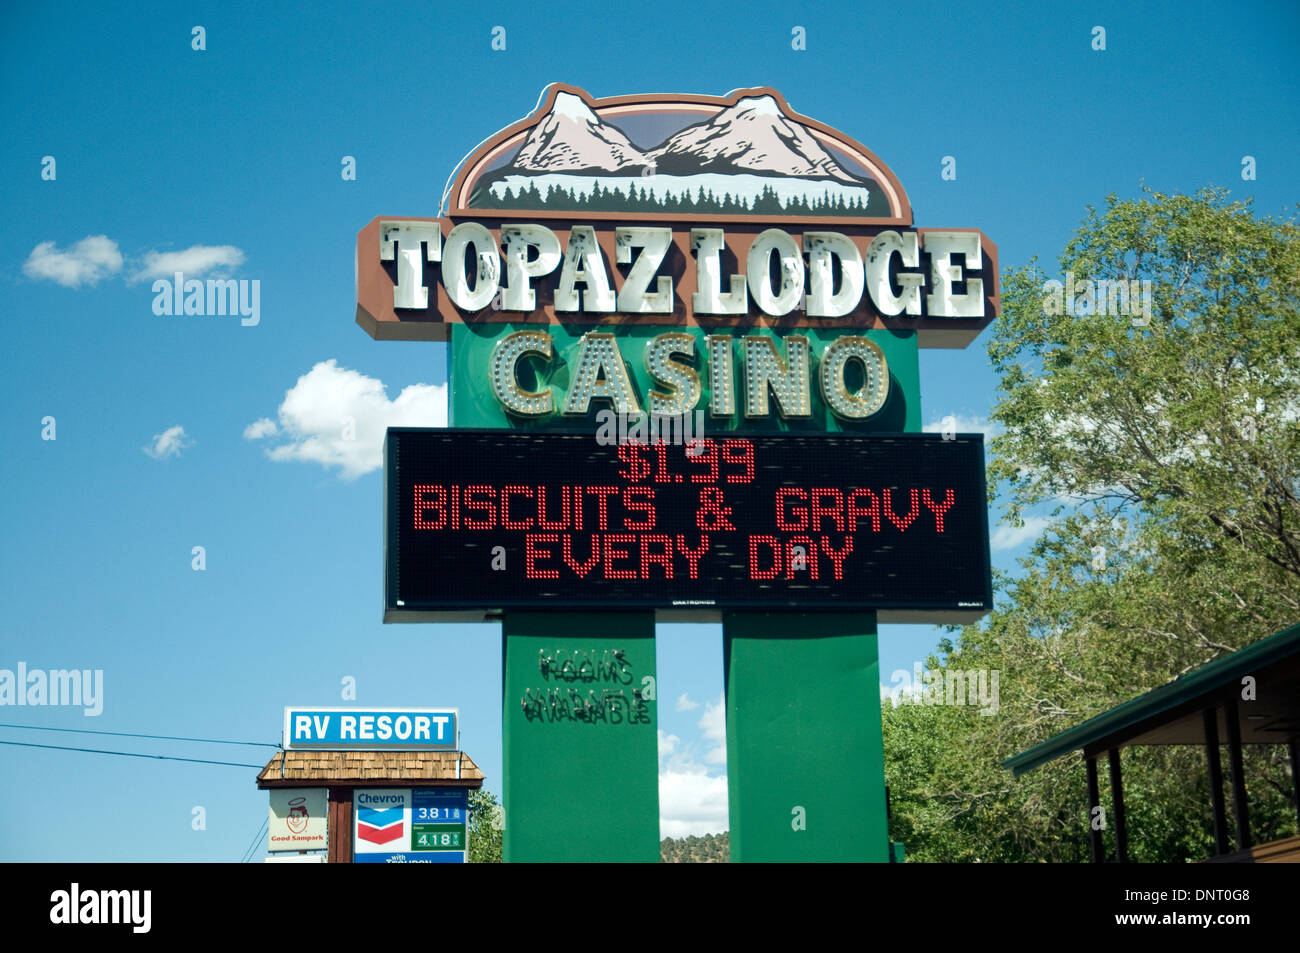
top-left (412, 824), bottom-right (466, 851)
top-left (451, 323), bottom-right (921, 435)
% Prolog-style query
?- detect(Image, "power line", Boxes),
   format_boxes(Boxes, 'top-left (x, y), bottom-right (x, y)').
top-left (4, 731), bottom-right (277, 862)
top-left (240, 818), bottom-right (269, 863)
top-left (0, 722), bottom-right (277, 748)
top-left (248, 825), bottom-right (267, 864)
top-left (239, 822), bottom-right (260, 863)
top-left (0, 739), bottom-right (265, 769)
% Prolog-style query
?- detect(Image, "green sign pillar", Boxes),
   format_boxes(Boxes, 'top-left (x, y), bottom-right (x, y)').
top-left (453, 323), bottom-right (921, 863)
top-left (719, 326), bottom-right (918, 862)
top-left (501, 612), bottom-right (660, 862)
top-left (451, 325), bottom-right (661, 863)
top-left (724, 612), bottom-right (889, 861)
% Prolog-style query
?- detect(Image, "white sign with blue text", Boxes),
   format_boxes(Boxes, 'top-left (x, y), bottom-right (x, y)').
top-left (283, 706), bottom-right (458, 750)
top-left (353, 787), bottom-right (469, 863)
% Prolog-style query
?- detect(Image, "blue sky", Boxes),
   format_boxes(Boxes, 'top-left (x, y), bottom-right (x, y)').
top-left (1, 0), bottom-right (1296, 860)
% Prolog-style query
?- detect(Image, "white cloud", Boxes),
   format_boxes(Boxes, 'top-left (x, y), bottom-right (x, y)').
top-left (246, 359), bottom-right (446, 480)
top-left (923, 412), bottom-right (1000, 440)
top-left (133, 244), bottom-right (245, 282)
top-left (242, 418), bottom-right (278, 440)
top-left (657, 729), bottom-right (679, 759)
top-left (698, 695), bottom-right (727, 764)
top-left (658, 697), bottom-right (730, 838)
top-left (23, 236), bottom-right (123, 287)
top-left (22, 236), bottom-right (249, 288)
top-left (659, 766), bottom-right (729, 838)
top-left (674, 692), bottom-right (699, 712)
top-left (990, 516), bottom-right (1051, 551)
top-left (144, 425), bottom-right (192, 460)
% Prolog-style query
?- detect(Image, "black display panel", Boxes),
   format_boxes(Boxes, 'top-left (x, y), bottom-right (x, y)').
top-left (384, 428), bottom-right (992, 622)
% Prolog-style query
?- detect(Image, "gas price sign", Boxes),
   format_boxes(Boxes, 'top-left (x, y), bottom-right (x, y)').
top-left (384, 428), bottom-right (991, 623)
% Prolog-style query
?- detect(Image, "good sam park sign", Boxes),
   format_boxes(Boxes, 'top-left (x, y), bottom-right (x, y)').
top-left (355, 84), bottom-right (997, 862)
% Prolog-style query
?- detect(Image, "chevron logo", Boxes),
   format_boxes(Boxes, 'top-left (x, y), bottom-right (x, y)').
top-left (358, 806), bottom-right (404, 845)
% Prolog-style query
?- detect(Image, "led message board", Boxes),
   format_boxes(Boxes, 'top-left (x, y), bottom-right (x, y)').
top-left (384, 428), bottom-right (991, 623)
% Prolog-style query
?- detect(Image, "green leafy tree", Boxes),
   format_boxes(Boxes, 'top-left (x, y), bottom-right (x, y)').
top-left (885, 188), bottom-right (1300, 862)
top-left (467, 788), bottom-right (503, 863)
top-left (660, 832), bottom-right (730, 862)
top-left (991, 187), bottom-right (1300, 586)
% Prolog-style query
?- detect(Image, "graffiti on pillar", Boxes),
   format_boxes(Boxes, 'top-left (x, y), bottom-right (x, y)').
top-left (522, 648), bottom-right (651, 725)
top-left (538, 648), bottom-right (633, 683)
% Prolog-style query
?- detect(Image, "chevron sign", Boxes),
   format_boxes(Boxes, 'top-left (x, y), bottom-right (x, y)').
top-left (353, 790), bottom-right (409, 857)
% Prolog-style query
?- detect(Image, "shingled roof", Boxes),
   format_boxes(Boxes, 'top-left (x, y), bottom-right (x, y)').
top-left (256, 750), bottom-right (484, 788)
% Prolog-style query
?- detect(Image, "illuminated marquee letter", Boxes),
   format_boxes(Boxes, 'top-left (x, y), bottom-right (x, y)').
top-left (706, 335), bottom-right (736, 418)
top-left (691, 228), bottom-right (747, 315)
top-left (865, 230), bottom-right (923, 316)
top-left (644, 332), bottom-right (700, 416)
top-left (803, 232), bottom-right (864, 317)
top-left (555, 226), bottom-right (616, 312)
top-left (563, 331), bottom-right (641, 416)
top-left (379, 220), bottom-right (442, 310)
top-left (490, 330), bottom-right (554, 416)
top-left (501, 224), bottom-right (561, 311)
top-left (743, 336), bottom-right (812, 419)
top-left (746, 228), bottom-right (805, 317)
top-left (819, 336), bottom-right (889, 419)
top-left (615, 227), bottom-right (673, 313)
top-left (442, 222), bottom-right (501, 311)
top-left (924, 231), bottom-right (984, 317)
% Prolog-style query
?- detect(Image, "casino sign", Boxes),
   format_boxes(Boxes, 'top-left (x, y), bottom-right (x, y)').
top-left (356, 85), bottom-right (998, 431)
top-left (360, 84), bottom-right (997, 626)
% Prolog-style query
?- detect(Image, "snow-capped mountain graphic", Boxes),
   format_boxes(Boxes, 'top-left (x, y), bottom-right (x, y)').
top-left (646, 95), bottom-right (863, 183)
top-left (470, 90), bottom-right (890, 217)
top-left (510, 91), bottom-right (649, 173)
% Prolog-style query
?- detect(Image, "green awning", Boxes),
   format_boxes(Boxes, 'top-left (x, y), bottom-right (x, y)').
top-left (1003, 621), bottom-right (1300, 777)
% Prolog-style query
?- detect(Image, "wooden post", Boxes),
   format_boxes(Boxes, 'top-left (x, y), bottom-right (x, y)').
top-left (1290, 740), bottom-right (1300, 835)
top-left (327, 787), bottom-right (353, 863)
top-left (1108, 748), bottom-right (1128, 863)
top-left (1203, 706), bottom-right (1231, 856)
top-left (1223, 697), bottom-right (1252, 851)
